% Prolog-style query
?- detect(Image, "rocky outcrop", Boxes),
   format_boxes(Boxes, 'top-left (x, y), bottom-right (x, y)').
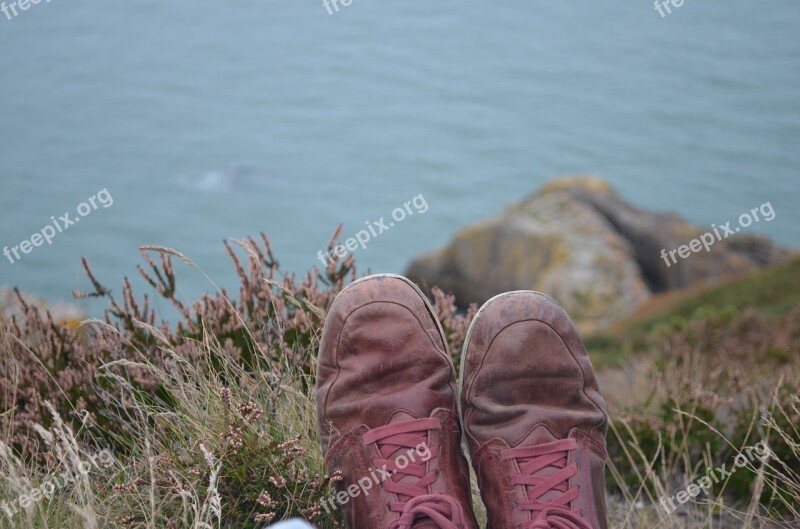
top-left (406, 176), bottom-right (795, 331)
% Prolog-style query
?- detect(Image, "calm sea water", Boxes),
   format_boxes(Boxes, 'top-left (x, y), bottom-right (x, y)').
top-left (1, 1), bottom-right (799, 313)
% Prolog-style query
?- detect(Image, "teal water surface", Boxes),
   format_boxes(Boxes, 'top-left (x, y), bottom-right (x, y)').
top-left (1, 1), bottom-right (798, 312)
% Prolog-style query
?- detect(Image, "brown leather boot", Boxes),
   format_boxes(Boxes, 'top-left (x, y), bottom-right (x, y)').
top-left (316, 274), bottom-right (479, 529)
top-left (459, 291), bottom-right (609, 529)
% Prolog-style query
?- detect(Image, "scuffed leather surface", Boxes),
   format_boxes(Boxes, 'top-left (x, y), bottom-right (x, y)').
top-left (460, 292), bottom-right (609, 529)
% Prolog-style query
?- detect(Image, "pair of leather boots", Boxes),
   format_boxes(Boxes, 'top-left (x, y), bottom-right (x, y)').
top-left (315, 274), bottom-right (609, 529)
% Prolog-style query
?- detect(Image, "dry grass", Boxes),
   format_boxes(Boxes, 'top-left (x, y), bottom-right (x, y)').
top-left (600, 307), bottom-right (800, 529)
top-left (0, 232), bottom-right (798, 528)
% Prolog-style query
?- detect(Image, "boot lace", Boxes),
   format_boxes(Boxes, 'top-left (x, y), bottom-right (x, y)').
top-left (363, 418), bottom-right (465, 529)
top-left (501, 438), bottom-right (591, 529)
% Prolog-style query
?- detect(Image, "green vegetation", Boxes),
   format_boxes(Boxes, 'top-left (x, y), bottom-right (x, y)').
top-left (0, 233), bottom-right (797, 528)
top-left (584, 257), bottom-right (800, 368)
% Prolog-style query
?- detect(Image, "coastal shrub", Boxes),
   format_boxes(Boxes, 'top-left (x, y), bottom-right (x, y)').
top-left (607, 305), bottom-right (800, 522)
top-left (1, 231), bottom-right (354, 457)
top-left (0, 229), bottom-right (797, 527)
top-left (0, 229), bottom-right (477, 527)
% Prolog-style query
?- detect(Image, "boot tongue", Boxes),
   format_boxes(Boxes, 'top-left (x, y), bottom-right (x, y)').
top-left (520, 424), bottom-right (559, 446)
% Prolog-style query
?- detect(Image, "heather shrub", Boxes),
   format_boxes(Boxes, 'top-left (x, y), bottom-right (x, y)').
top-left (94, 327), bottom-right (339, 528)
top-left (605, 306), bottom-right (800, 525)
top-left (1, 230), bottom-right (354, 455)
top-left (1, 227), bottom-right (798, 527)
top-left (0, 228), bottom-right (477, 527)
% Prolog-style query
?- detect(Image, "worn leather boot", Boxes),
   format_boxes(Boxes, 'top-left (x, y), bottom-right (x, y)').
top-left (460, 291), bottom-right (609, 529)
top-left (316, 274), bottom-right (479, 529)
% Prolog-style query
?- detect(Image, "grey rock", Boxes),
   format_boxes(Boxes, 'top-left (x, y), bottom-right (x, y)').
top-left (406, 176), bottom-right (794, 331)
